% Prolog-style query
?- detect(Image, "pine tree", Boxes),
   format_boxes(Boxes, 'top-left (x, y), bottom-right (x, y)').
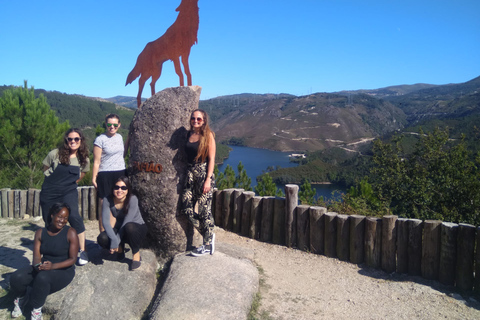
top-left (235, 161), bottom-right (252, 191)
top-left (298, 180), bottom-right (316, 205)
top-left (0, 82), bottom-right (69, 188)
top-left (255, 173), bottom-right (284, 197)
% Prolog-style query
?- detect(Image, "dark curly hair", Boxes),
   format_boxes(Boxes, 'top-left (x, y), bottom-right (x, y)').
top-left (58, 128), bottom-right (89, 167)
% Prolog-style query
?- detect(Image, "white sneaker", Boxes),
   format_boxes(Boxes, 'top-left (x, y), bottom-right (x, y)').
top-left (12, 297), bottom-right (24, 318)
top-left (210, 233), bottom-right (215, 255)
top-left (78, 250), bottom-right (89, 266)
top-left (31, 307), bottom-right (43, 320)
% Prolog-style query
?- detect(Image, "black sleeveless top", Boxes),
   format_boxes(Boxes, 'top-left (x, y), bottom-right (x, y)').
top-left (185, 132), bottom-right (201, 165)
top-left (40, 226), bottom-right (72, 268)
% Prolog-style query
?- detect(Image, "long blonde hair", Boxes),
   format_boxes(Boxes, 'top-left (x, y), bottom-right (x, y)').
top-left (190, 109), bottom-right (215, 163)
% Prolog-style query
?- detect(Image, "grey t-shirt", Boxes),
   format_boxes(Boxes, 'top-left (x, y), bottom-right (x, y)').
top-left (94, 133), bottom-right (126, 172)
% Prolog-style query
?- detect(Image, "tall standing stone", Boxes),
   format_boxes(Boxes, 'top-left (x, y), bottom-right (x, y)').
top-left (128, 86), bottom-right (202, 262)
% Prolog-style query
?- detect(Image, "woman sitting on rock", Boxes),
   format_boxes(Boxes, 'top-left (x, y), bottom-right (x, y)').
top-left (97, 176), bottom-right (147, 270)
top-left (10, 203), bottom-right (79, 320)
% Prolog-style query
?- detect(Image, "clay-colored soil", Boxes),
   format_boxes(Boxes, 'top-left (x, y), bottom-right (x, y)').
top-left (1, 219), bottom-right (480, 320)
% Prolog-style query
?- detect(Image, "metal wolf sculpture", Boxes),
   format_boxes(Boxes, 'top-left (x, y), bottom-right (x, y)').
top-left (125, 0), bottom-right (199, 108)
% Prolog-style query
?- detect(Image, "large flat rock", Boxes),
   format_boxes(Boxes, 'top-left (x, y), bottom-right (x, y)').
top-left (150, 246), bottom-right (259, 320)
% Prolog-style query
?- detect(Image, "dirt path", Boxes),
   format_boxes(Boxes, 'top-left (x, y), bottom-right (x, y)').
top-left (1, 218), bottom-right (480, 320)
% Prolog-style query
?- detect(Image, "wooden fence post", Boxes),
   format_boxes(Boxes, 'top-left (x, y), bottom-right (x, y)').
top-left (27, 189), bottom-right (35, 217)
top-left (381, 215), bottom-right (397, 273)
top-left (232, 189), bottom-right (244, 234)
top-left (241, 191), bottom-right (255, 237)
top-left (408, 219), bottom-right (423, 276)
top-left (222, 189), bottom-right (235, 231)
top-left (0, 188), bottom-right (8, 218)
top-left (396, 218), bottom-right (409, 273)
top-left (324, 212), bottom-right (337, 258)
top-left (456, 223), bottom-right (476, 291)
top-left (260, 196), bottom-right (275, 242)
top-left (214, 189), bottom-right (223, 228)
top-left (34, 189), bottom-right (41, 217)
top-left (249, 196), bottom-right (262, 240)
top-left (336, 214), bottom-right (350, 261)
top-left (475, 227), bottom-right (480, 294)
top-left (285, 184), bottom-right (299, 248)
top-left (20, 190), bottom-right (27, 219)
top-left (296, 205), bottom-right (310, 251)
top-left (349, 215), bottom-right (365, 264)
top-left (309, 206), bottom-right (326, 255)
top-left (89, 187), bottom-right (97, 220)
top-left (272, 197), bottom-right (286, 245)
top-left (422, 220), bottom-right (442, 280)
top-left (14, 190), bottom-right (21, 218)
top-left (7, 190), bottom-right (14, 218)
top-left (365, 217), bottom-right (382, 268)
top-left (439, 222), bottom-right (458, 286)
top-left (81, 187), bottom-right (89, 219)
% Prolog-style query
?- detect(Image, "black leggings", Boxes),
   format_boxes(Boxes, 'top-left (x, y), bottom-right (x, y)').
top-left (97, 222), bottom-right (147, 255)
top-left (10, 266), bottom-right (75, 308)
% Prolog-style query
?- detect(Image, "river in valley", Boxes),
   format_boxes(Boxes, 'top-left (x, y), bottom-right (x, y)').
top-left (217, 145), bottom-right (345, 201)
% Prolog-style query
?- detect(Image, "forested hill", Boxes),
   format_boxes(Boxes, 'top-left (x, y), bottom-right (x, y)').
top-left (0, 85), bottom-right (135, 129)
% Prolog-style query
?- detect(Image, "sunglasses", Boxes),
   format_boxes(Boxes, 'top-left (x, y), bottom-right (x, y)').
top-left (113, 185), bottom-right (128, 190)
top-left (191, 117), bottom-right (203, 122)
top-left (106, 123), bottom-right (119, 128)
top-left (67, 137), bottom-right (81, 142)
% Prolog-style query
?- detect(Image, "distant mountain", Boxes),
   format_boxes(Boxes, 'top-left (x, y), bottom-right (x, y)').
top-left (383, 76), bottom-right (480, 123)
top-left (336, 83), bottom-right (440, 98)
top-left (106, 96), bottom-right (145, 109)
top-left (200, 92), bottom-right (406, 152)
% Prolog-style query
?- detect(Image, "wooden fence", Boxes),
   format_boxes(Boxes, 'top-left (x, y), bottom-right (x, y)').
top-left (212, 185), bottom-right (480, 293)
top-left (0, 187), bottom-right (98, 220)
top-left (2, 185), bottom-right (480, 292)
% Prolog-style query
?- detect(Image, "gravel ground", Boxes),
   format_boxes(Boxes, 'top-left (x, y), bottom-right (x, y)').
top-left (1, 218), bottom-right (480, 320)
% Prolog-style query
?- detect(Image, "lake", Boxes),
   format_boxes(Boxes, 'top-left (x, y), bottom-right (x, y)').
top-left (217, 145), bottom-right (345, 200)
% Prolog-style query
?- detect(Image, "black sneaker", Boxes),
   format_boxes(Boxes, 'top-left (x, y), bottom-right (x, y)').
top-left (190, 245), bottom-right (210, 256)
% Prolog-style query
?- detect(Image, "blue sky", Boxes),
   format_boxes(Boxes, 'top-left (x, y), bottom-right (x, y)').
top-left (1, 0), bottom-right (479, 100)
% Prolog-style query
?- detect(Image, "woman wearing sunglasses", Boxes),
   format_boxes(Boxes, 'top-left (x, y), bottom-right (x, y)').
top-left (40, 128), bottom-right (90, 265)
top-left (92, 114), bottom-right (127, 233)
top-left (97, 176), bottom-right (146, 270)
top-left (182, 109), bottom-right (216, 256)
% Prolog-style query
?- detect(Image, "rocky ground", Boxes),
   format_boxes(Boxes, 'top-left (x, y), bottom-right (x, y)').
top-left (1, 218), bottom-right (480, 319)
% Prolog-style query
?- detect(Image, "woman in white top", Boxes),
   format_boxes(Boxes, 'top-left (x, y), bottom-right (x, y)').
top-left (92, 114), bottom-right (126, 232)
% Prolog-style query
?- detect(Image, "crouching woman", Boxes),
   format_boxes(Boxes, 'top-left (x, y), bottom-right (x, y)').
top-left (10, 203), bottom-right (79, 320)
top-left (97, 176), bottom-right (147, 270)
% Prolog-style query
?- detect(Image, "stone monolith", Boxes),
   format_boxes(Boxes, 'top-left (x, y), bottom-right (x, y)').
top-left (128, 86), bottom-right (201, 262)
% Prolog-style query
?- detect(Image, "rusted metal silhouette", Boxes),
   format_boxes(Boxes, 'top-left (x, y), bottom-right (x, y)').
top-left (125, 0), bottom-right (199, 108)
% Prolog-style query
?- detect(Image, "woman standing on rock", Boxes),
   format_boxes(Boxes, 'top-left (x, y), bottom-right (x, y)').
top-left (97, 176), bottom-right (147, 270)
top-left (92, 113), bottom-right (126, 233)
top-left (40, 128), bottom-right (89, 266)
top-left (10, 203), bottom-right (79, 320)
top-left (182, 109), bottom-right (216, 256)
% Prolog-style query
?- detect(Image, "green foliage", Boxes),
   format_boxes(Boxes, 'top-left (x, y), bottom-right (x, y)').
top-left (215, 162), bottom-right (252, 191)
top-left (222, 137), bottom-right (245, 146)
top-left (215, 143), bottom-right (231, 164)
top-left (298, 180), bottom-right (316, 205)
top-left (236, 162), bottom-right (252, 191)
top-left (370, 128), bottom-right (480, 224)
top-left (0, 82), bottom-right (69, 188)
top-left (215, 164), bottom-right (235, 190)
top-left (255, 173), bottom-right (284, 197)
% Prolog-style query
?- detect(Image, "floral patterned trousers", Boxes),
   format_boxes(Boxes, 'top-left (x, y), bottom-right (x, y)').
top-left (182, 162), bottom-right (215, 245)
